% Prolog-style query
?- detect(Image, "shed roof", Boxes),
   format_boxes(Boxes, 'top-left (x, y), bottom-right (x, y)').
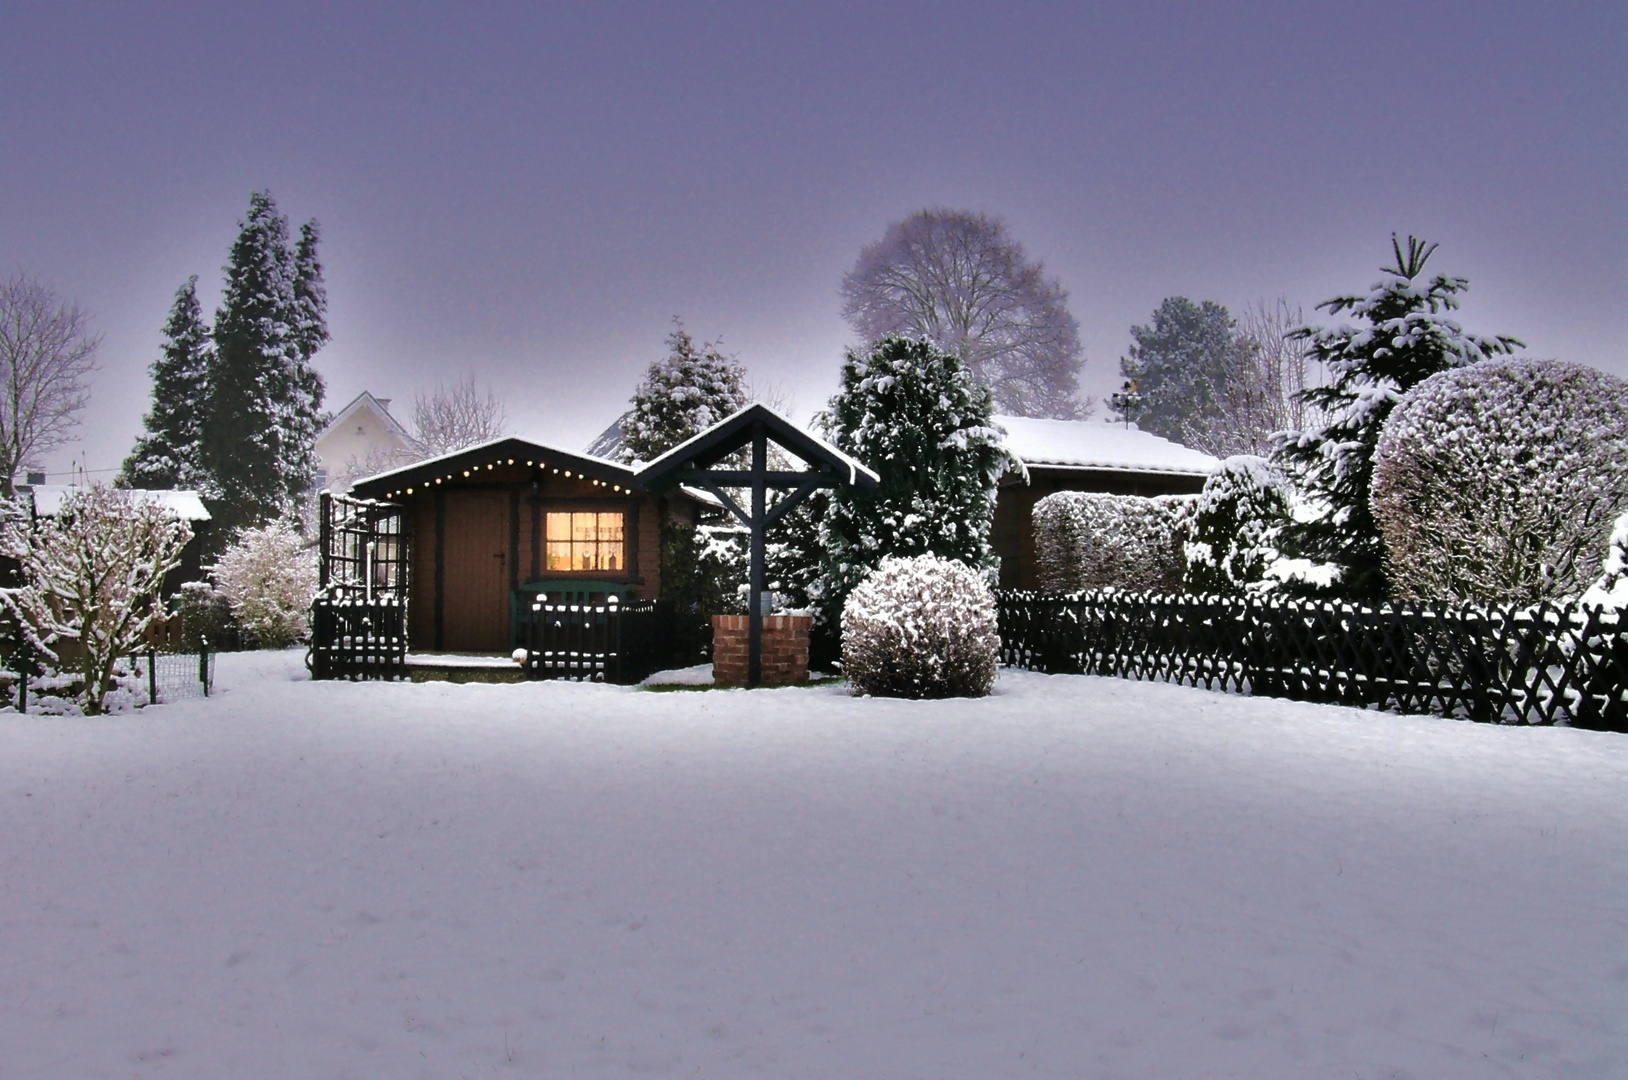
top-left (346, 436), bottom-right (641, 500)
top-left (29, 485), bottom-right (212, 522)
top-left (996, 415), bottom-right (1220, 477)
top-left (636, 404), bottom-right (879, 490)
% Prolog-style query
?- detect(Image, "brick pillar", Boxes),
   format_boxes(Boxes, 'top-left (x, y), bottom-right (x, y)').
top-left (711, 614), bottom-right (812, 687)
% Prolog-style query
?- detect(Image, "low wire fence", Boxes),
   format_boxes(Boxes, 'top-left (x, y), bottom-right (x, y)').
top-left (521, 599), bottom-right (672, 684)
top-left (308, 598), bottom-right (408, 680)
top-left (996, 590), bottom-right (1628, 731)
top-left (3, 640), bottom-right (215, 712)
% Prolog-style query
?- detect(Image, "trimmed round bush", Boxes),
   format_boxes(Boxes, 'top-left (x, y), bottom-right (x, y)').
top-left (1372, 357), bottom-right (1628, 605)
top-left (841, 554), bottom-right (998, 699)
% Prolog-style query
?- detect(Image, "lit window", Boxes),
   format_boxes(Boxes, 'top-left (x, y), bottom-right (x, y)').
top-left (545, 511), bottom-right (624, 572)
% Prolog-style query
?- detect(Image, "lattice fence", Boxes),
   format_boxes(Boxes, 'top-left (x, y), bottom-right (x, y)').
top-left (308, 599), bottom-right (408, 681)
top-left (997, 590), bottom-right (1628, 731)
top-left (522, 599), bottom-right (672, 684)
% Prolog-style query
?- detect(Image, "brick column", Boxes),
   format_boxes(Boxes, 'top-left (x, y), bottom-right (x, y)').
top-left (711, 614), bottom-right (812, 687)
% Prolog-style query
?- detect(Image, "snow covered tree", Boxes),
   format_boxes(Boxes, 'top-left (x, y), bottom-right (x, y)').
top-left (1272, 235), bottom-right (1522, 599)
top-left (121, 276), bottom-right (212, 489)
top-left (1372, 357), bottom-right (1628, 606)
top-left (200, 192), bottom-right (327, 551)
top-left (0, 484), bottom-right (190, 714)
top-left (1118, 297), bottom-right (1235, 444)
top-left (1032, 491), bottom-right (1194, 594)
top-left (841, 554), bottom-right (999, 699)
top-left (820, 336), bottom-right (1015, 628)
top-left (616, 322), bottom-right (747, 465)
top-left (1183, 456), bottom-right (1292, 595)
top-left (211, 523), bottom-right (318, 649)
top-left (0, 275), bottom-right (99, 496)
top-left (841, 209), bottom-right (1087, 419)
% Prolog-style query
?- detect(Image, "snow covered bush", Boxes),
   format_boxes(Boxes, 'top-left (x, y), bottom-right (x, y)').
top-left (212, 524), bottom-right (318, 649)
top-left (1372, 358), bottom-right (1628, 605)
top-left (821, 336), bottom-right (1016, 629)
top-left (0, 484), bottom-right (191, 715)
top-left (1184, 456), bottom-right (1292, 595)
top-left (1033, 492), bottom-right (1193, 594)
top-left (1272, 235), bottom-right (1522, 598)
top-left (841, 554), bottom-right (998, 699)
top-left (1582, 510), bottom-right (1628, 611)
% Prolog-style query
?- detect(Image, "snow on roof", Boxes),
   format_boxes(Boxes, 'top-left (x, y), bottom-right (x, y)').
top-left (995, 415), bottom-right (1220, 476)
top-left (637, 403), bottom-right (881, 489)
top-left (29, 485), bottom-right (212, 521)
top-left (319, 391), bottom-right (412, 444)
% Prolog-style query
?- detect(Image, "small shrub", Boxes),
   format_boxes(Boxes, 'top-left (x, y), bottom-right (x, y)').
top-left (841, 554), bottom-right (998, 699)
top-left (212, 524), bottom-right (318, 649)
top-left (1184, 456), bottom-right (1293, 595)
top-left (1033, 491), bottom-right (1194, 593)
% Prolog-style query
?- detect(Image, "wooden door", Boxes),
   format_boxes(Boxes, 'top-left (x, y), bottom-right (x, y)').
top-left (440, 489), bottom-right (511, 651)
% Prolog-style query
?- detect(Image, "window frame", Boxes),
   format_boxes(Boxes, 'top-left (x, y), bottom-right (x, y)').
top-left (529, 497), bottom-right (640, 583)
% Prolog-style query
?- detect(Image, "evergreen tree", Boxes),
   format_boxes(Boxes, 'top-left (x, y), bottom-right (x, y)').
top-left (617, 322), bottom-right (747, 464)
top-left (121, 276), bottom-right (212, 489)
top-left (1272, 235), bottom-right (1522, 598)
top-left (200, 192), bottom-right (328, 548)
top-left (1118, 297), bottom-right (1236, 443)
top-left (819, 336), bottom-right (1015, 630)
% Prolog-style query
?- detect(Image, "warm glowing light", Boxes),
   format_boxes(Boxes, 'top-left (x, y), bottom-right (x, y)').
top-left (463, 470), bottom-right (470, 477)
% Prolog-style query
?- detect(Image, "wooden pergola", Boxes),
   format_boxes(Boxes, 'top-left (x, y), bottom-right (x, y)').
top-left (636, 405), bottom-right (878, 687)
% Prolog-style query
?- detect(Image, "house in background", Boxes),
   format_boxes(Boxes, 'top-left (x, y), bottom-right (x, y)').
top-left (314, 391), bottom-right (416, 492)
top-left (992, 415), bottom-right (1219, 589)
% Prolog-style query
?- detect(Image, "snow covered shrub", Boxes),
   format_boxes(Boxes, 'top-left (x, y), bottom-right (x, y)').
top-left (1033, 492), bottom-right (1193, 594)
top-left (1184, 456), bottom-right (1292, 595)
top-left (1372, 358), bottom-right (1628, 605)
top-left (175, 579), bottom-right (240, 651)
top-left (841, 554), bottom-right (998, 699)
top-left (1581, 510), bottom-right (1628, 611)
top-left (0, 484), bottom-right (191, 715)
top-left (212, 524), bottom-right (318, 649)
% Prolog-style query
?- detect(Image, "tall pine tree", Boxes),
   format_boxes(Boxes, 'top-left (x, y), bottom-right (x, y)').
top-left (819, 336), bottom-right (1015, 628)
top-left (200, 191), bottom-right (327, 548)
top-left (1272, 235), bottom-right (1522, 598)
top-left (616, 322), bottom-right (747, 464)
top-left (121, 276), bottom-right (212, 489)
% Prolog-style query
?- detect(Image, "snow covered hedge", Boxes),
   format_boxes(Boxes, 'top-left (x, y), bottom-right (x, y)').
top-left (1582, 510), bottom-right (1628, 611)
top-left (1372, 357), bottom-right (1628, 605)
top-left (1183, 456), bottom-right (1292, 595)
top-left (841, 554), bottom-right (998, 699)
top-left (1033, 492), bottom-right (1194, 594)
top-left (212, 524), bottom-right (318, 649)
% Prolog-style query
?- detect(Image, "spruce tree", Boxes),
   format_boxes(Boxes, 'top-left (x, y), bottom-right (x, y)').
top-left (121, 276), bottom-right (212, 489)
top-left (617, 322), bottom-right (747, 464)
top-left (200, 191), bottom-right (327, 548)
top-left (819, 335), bottom-right (1015, 629)
top-left (1118, 297), bottom-right (1236, 443)
top-left (1272, 235), bottom-right (1521, 598)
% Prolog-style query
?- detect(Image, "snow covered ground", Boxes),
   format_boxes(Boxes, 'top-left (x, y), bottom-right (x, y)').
top-left (2, 651), bottom-right (1624, 1079)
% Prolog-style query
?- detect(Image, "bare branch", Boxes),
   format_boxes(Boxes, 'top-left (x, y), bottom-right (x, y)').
top-left (410, 374), bottom-right (508, 458)
top-left (0, 276), bottom-right (100, 495)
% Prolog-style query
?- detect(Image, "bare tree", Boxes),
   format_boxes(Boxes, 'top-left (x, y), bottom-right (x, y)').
top-left (840, 208), bottom-right (1089, 419)
top-left (1182, 297), bottom-right (1323, 459)
top-left (410, 374), bottom-right (507, 457)
top-left (0, 277), bottom-right (99, 496)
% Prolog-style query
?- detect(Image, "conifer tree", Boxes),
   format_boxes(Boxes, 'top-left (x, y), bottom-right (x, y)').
top-left (200, 191), bottom-right (327, 548)
top-left (819, 335), bottom-right (1015, 628)
top-left (1272, 235), bottom-right (1521, 598)
top-left (616, 321), bottom-right (747, 464)
top-left (121, 276), bottom-right (212, 489)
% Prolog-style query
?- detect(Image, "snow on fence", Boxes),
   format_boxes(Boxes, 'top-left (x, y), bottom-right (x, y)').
top-left (3, 639), bottom-right (214, 712)
top-left (521, 599), bottom-right (671, 684)
top-left (308, 598), bottom-right (407, 681)
top-left (996, 590), bottom-right (1628, 731)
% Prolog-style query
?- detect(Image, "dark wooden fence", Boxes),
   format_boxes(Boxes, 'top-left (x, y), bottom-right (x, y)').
top-left (996, 590), bottom-right (1628, 731)
top-left (521, 599), bottom-right (671, 684)
top-left (309, 599), bottom-right (408, 681)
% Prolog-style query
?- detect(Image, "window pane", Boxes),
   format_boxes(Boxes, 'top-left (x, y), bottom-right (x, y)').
top-left (545, 513), bottom-right (572, 543)
top-left (546, 542), bottom-right (573, 571)
top-left (598, 512), bottom-right (624, 541)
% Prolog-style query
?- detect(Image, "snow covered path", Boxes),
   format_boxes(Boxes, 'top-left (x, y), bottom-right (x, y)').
top-left (1, 652), bottom-right (1624, 1079)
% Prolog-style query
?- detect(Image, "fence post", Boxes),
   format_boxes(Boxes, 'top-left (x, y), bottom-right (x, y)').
top-left (199, 637), bottom-right (210, 697)
top-left (148, 645), bottom-right (158, 706)
top-left (16, 638), bottom-right (27, 715)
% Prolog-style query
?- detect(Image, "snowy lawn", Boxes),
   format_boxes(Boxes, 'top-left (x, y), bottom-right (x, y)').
top-left (2, 651), bottom-right (1624, 1079)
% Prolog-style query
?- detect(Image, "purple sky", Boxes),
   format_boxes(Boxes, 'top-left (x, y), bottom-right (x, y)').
top-left (3, 2), bottom-right (1623, 482)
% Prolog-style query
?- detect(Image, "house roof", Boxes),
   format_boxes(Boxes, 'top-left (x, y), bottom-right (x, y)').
top-left (346, 436), bottom-right (643, 500)
top-left (583, 411), bottom-right (630, 461)
top-left (29, 485), bottom-right (212, 522)
top-left (318, 391), bottom-right (413, 446)
top-left (995, 415), bottom-right (1220, 477)
top-left (635, 404), bottom-right (880, 491)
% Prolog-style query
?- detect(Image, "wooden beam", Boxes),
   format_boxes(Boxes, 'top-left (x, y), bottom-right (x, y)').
top-left (433, 488), bottom-right (446, 651)
top-left (748, 423), bottom-right (767, 688)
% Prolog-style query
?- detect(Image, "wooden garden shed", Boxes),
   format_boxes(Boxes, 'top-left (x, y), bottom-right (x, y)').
top-left (346, 438), bottom-right (709, 653)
